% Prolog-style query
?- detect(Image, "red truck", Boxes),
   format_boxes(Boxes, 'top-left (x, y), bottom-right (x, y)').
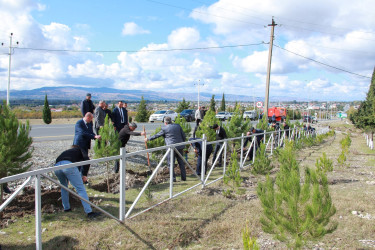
top-left (268, 107), bottom-right (287, 122)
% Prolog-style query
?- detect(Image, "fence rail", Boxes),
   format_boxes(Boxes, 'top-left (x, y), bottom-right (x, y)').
top-left (0, 126), bottom-right (328, 249)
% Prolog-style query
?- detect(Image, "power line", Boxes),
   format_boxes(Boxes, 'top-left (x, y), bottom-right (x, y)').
top-left (274, 44), bottom-right (371, 79)
top-left (15, 42), bottom-right (265, 53)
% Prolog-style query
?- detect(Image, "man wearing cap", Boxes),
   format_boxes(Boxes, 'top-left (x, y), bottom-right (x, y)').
top-left (81, 93), bottom-right (95, 117)
top-left (145, 117), bottom-right (187, 181)
top-left (114, 122), bottom-right (146, 173)
top-left (113, 101), bottom-right (128, 131)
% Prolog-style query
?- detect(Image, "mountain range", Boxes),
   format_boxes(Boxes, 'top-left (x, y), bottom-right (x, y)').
top-left (0, 87), bottom-right (305, 102)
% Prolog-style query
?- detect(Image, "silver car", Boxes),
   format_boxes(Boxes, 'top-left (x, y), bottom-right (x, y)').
top-left (149, 110), bottom-right (178, 123)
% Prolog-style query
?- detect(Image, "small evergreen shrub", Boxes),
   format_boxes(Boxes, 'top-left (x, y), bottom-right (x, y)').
top-left (223, 151), bottom-right (242, 197)
top-left (251, 143), bottom-right (273, 175)
top-left (242, 221), bottom-right (260, 250)
top-left (316, 152), bottom-right (333, 173)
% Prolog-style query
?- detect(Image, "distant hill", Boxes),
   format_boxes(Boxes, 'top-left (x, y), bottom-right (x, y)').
top-left (0, 87), bottom-right (305, 102)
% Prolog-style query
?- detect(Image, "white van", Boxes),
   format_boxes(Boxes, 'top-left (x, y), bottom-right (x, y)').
top-left (243, 110), bottom-right (257, 120)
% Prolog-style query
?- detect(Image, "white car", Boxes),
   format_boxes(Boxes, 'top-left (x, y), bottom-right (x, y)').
top-left (243, 110), bottom-right (257, 120)
top-left (216, 111), bottom-right (231, 121)
top-left (149, 110), bottom-right (178, 123)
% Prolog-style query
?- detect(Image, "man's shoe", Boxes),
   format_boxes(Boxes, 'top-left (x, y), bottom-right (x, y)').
top-left (3, 186), bottom-right (11, 194)
top-left (87, 212), bottom-right (101, 219)
top-left (64, 208), bottom-right (72, 212)
top-left (181, 177), bottom-right (186, 181)
top-left (173, 178), bottom-right (177, 182)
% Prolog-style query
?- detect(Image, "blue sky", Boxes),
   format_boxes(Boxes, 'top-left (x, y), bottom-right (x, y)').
top-left (0, 0), bottom-right (374, 101)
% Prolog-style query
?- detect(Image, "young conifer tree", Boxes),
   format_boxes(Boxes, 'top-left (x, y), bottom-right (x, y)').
top-left (94, 115), bottom-right (121, 193)
top-left (225, 104), bottom-right (250, 150)
top-left (223, 151), bottom-right (242, 197)
top-left (135, 96), bottom-right (148, 122)
top-left (43, 94), bottom-right (52, 124)
top-left (209, 95), bottom-right (216, 112)
top-left (195, 110), bottom-right (219, 142)
top-left (0, 103), bottom-right (33, 202)
top-left (176, 98), bottom-right (190, 113)
top-left (257, 141), bottom-right (336, 248)
top-left (251, 143), bottom-right (273, 175)
top-left (147, 126), bottom-right (165, 160)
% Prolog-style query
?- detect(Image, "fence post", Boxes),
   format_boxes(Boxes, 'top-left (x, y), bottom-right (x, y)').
top-left (263, 131), bottom-right (266, 144)
top-left (253, 136), bottom-right (256, 164)
top-left (271, 133), bottom-right (274, 155)
top-left (201, 134), bottom-right (207, 186)
top-left (119, 147), bottom-right (126, 222)
top-left (35, 174), bottom-right (42, 250)
top-left (240, 133), bottom-right (244, 168)
top-left (169, 146), bottom-right (174, 198)
top-left (223, 141), bottom-right (227, 178)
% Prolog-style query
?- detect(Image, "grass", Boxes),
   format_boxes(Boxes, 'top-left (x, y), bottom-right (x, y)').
top-left (1, 120), bottom-right (375, 249)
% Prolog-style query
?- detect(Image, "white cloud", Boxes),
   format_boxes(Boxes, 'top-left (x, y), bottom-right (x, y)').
top-left (168, 27), bottom-right (200, 49)
top-left (121, 22), bottom-right (150, 36)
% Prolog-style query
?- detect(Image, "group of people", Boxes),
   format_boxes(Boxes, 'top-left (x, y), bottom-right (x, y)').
top-left (54, 93), bottom-right (146, 218)
top-left (52, 96), bottom-right (311, 218)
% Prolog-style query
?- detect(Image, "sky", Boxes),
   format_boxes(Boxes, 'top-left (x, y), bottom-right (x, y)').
top-left (0, 0), bottom-right (374, 101)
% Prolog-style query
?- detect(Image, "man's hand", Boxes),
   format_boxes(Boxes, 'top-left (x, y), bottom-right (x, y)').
top-left (144, 138), bottom-right (148, 142)
top-left (95, 135), bottom-right (101, 140)
top-left (246, 131), bottom-right (251, 136)
top-left (82, 176), bottom-right (88, 183)
top-left (141, 132), bottom-right (146, 136)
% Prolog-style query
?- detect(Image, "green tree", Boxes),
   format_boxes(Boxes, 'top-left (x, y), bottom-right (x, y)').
top-left (220, 93), bottom-right (226, 112)
top-left (43, 94), bottom-right (52, 124)
top-left (316, 152), bottom-right (333, 173)
top-left (243, 221), bottom-right (260, 250)
top-left (176, 98), bottom-right (190, 113)
top-left (251, 143), bottom-right (273, 175)
top-left (147, 126), bottom-right (165, 160)
top-left (353, 67), bottom-right (375, 139)
top-left (223, 151), bottom-right (242, 197)
top-left (225, 104), bottom-right (251, 150)
top-left (0, 103), bottom-right (33, 202)
top-left (257, 115), bottom-right (269, 131)
top-left (94, 115), bottom-right (121, 193)
top-left (209, 95), bottom-right (216, 112)
top-left (135, 96), bottom-right (149, 122)
top-left (257, 142), bottom-right (337, 248)
top-left (195, 110), bottom-right (219, 142)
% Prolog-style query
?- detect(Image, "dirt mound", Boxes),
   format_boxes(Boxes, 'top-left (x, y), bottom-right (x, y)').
top-left (1, 186), bottom-right (84, 228)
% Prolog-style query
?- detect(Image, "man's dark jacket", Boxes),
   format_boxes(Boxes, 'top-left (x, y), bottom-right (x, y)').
top-left (118, 124), bottom-right (142, 147)
top-left (112, 107), bottom-right (128, 131)
top-left (215, 126), bottom-right (227, 141)
top-left (81, 99), bottom-right (95, 117)
top-left (73, 119), bottom-right (96, 153)
top-left (55, 147), bottom-right (90, 176)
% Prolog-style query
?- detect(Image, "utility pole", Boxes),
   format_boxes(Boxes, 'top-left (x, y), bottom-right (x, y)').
top-left (264, 17), bottom-right (277, 118)
top-left (2, 33), bottom-right (18, 106)
top-left (194, 79), bottom-right (204, 109)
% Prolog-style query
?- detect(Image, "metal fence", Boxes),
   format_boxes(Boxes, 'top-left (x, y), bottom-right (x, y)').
top-left (0, 126), bottom-right (328, 249)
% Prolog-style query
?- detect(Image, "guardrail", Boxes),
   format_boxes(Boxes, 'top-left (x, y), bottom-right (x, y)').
top-left (0, 126), bottom-right (328, 249)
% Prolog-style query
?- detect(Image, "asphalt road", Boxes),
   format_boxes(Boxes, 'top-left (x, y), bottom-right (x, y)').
top-left (30, 122), bottom-right (196, 142)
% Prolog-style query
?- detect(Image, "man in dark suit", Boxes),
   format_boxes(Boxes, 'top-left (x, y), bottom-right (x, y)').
top-left (189, 138), bottom-right (213, 176)
top-left (114, 122), bottom-right (146, 173)
top-left (211, 124), bottom-right (227, 166)
top-left (94, 100), bottom-right (106, 135)
top-left (81, 93), bottom-right (95, 117)
top-left (112, 101), bottom-right (128, 131)
top-left (145, 117), bottom-right (186, 181)
top-left (73, 112), bottom-right (101, 179)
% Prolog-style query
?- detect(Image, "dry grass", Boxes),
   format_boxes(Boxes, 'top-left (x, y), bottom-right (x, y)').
top-left (1, 120), bottom-right (375, 249)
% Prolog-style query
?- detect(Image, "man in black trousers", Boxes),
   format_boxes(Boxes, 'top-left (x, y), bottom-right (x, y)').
top-left (81, 93), bottom-right (95, 117)
top-left (211, 124), bottom-right (227, 166)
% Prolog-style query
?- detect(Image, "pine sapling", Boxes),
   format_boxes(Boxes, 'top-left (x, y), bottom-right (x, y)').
top-left (257, 142), bottom-right (337, 248)
top-left (147, 126), bottom-right (165, 161)
top-left (251, 143), bottom-right (273, 175)
top-left (223, 151), bottom-right (242, 197)
top-left (316, 152), bottom-right (333, 173)
top-left (242, 220), bottom-right (260, 250)
top-left (94, 115), bottom-right (121, 193)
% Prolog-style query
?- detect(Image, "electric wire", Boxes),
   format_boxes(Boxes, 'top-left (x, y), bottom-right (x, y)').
top-left (15, 42), bottom-right (265, 53)
top-left (274, 44), bottom-right (371, 79)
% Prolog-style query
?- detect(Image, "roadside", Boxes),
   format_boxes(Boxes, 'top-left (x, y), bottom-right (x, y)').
top-left (1, 120), bottom-right (374, 249)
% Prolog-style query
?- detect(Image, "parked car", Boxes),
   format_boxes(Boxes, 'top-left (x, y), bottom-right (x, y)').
top-left (243, 110), bottom-right (257, 120)
top-left (216, 111), bottom-right (231, 121)
top-left (179, 109), bottom-right (195, 122)
top-left (149, 110), bottom-right (178, 123)
top-left (303, 115), bottom-right (316, 123)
